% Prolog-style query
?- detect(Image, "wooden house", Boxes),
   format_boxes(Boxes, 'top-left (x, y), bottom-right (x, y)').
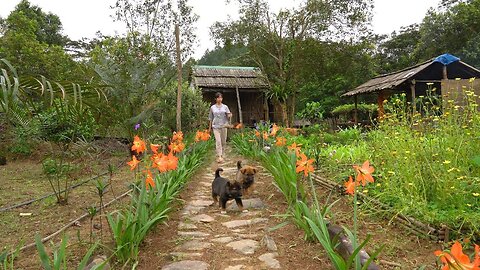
top-left (342, 54), bottom-right (480, 123)
top-left (191, 65), bottom-right (272, 126)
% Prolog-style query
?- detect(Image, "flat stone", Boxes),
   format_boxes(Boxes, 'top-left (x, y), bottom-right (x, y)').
top-left (169, 252), bottom-right (203, 260)
top-left (236, 233), bottom-right (260, 239)
top-left (182, 205), bottom-right (205, 215)
top-left (226, 239), bottom-right (259, 255)
top-left (189, 200), bottom-right (212, 207)
top-left (258, 253), bottom-right (280, 269)
top-left (261, 235), bottom-right (278, 251)
top-left (222, 218), bottom-right (268, 229)
top-left (227, 198), bottom-right (265, 211)
top-left (178, 222), bottom-right (197, 230)
top-left (85, 256), bottom-right (110, 270)
top-left (177, 231), bottom-right (210, 238)
top-left (200, 182), bottom-right (212, 187)
top-left (191, 214), bottom-right (215, 223)
top-left (225, 265), bottom-right (245, 270)
top-left (162, 260), bottom-right (209, 270)
top-left (177, 240), bottom-right (212, 251)
top-left (231, 229), bottom-right (245, 233)
top-left (211, 236), bottom-right (234, 243)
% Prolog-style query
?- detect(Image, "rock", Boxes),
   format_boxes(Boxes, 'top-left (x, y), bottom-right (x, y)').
top-left (235, 233), bottom-right (259, 239)
top-left (227, 198), bottom-right (265, 211)
top-left (222, 218), bottom-right (268, 229)
top-left (226, 239), bottom-right (260, 255)
top-left (211, 236), bottom-right (234, 243)
top-left (162, 260), bottom-right (209, 270)
top-left (189, 200), bottom-right (213, 207)
top-left (191, 214), bottom-right (215, 223)
top-left (225, 265), bottom-right (245, 270)
top-left (182, 205), bottom-right (205, 215)
top-left (177, 240), bottom-right (212, 251)
top-left (261, 235), bottom-right (278, 251)
top-left (169, 252), bottom-right (203, 260)
top-left (258, 253), bottom-right (281, 269)
top-left (85, 256), bottom-right (110, 270)
top-left (177, 231), bottom-right (210, 238)
top-left (178, 222), bottom-right (197, 230)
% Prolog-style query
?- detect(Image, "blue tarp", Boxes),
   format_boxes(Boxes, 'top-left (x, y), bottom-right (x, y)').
top-left (433, 53), bottom-right (460, 65)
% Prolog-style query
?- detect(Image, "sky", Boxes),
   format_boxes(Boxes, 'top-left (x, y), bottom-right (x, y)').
top-left (0, 0), bottom-right (441, 59)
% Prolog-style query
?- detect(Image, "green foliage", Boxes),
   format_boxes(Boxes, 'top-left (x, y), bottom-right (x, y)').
top-left (0, 247), bottom-right (19, 270)
top-left (38, 102), bottom-right (97, 143)
top-left (296, 101), bottom-right (324, 122)
top-left (8, 121), bottom-right (41, 155)
top-left (331, 104), bottom-right (377, 115)
top-left (35, 235), bottom-right (102, 270)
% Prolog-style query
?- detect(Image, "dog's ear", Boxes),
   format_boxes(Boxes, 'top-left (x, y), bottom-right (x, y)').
top-left (240, 168), bottom-right (247, 174)
top-left (253, 168), bottom-right (258, 174)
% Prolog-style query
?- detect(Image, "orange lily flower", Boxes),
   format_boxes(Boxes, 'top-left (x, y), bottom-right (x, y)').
top-left (344, 176), bottom-right (356, 195)
top-left (434, 241), bottom-right (480, 270)
top-left (288, 142), bottom-right (301, 156)
top-left (127, 155), bottom-right (140, 171)
top-left (270, 124), bottom-right (279, 136)
top-left (262, 132), bottom-right (269, 140)
top-left (195, 130), bottom-right (211, 142)
top-left (235, 123), bottom-right (243, 129)
top-left (131, 135), bottom-right (146, 154)
top-left (255, 130), bottom-right (260, 137)
top-left (166, 152), bottom-right (178, 171)
top-left (353, 160), bottom-right (375, 186)
top-left (169, 142), bottom-right (185, 153)
top-left (145, 170), bottom-right (155, 189)
top-left (296, 153), bottom-right (315, 176)
top-left (275, 137), bottom-right (287, 147)
top-left (172, 131), bottom-right (184, 142)
top-left (150, 144), bottom-right (160, 154)
top-left (152, 153), bottom-right (169, 172)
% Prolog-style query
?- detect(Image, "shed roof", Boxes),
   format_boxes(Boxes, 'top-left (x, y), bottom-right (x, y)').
top-left (342, 54), bottom-right (480, 97)
top-left (192, 65), bottom-right (269, 91)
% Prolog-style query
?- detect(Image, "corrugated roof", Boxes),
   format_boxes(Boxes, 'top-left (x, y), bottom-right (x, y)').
top-left (342, 60), bottom-right (433, 97)
top-left (192, 65), bottom-right (269, 89)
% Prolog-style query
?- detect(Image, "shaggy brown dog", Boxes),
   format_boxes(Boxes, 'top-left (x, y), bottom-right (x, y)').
top-left (236, 161), bottom-right (258, 197)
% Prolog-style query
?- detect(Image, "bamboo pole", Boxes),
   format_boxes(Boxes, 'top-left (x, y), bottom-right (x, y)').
top-left (411, 80), bottom-right (416, 115)
top-left (354, 95), bottom-right (358, 125)
top-left (175, 24), bottom-right (183, 131)
top-left (235, 84), bottom-right (243, 123)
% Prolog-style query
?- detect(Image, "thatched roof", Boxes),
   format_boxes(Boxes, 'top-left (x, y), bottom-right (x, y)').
top-left (342, 54), bottom-right (480, 97)
top-left (192, 65), bottom-right (269, 92)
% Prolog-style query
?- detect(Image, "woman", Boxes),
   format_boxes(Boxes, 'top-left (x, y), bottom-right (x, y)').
top-left (208, 92), bottom-right (232, 163)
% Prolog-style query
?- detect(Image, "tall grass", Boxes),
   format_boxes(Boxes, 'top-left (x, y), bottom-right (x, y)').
top-left (315, 87), bottom-right (480, 237)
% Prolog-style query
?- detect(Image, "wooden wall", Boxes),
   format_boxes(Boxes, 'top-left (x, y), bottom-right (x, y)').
top-left (441, 79), bottom-right (480, 110)
top-left (203, 90), bottom-right (269, 126)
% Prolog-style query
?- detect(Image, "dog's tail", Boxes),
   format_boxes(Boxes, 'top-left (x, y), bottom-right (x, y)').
top-left (215, 168), bottom-right (223, 178)
top-left (237, 160), bottom-right (242, 170)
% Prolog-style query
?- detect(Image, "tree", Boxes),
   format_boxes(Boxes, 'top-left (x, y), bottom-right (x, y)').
top-left (210, 0), bottom-right (373, 126)
top-left (0, 0), bottom-right (80, 80)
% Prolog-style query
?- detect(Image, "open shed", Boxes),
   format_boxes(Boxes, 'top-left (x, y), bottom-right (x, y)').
top-left (191, 65), bottom-right (272, 126)
top-left (342, 54), bottom-right (480, 123)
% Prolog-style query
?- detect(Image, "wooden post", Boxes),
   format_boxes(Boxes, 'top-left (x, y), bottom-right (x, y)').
top-left (443, 65), bottom-right (448, 80)
top-left (411, 80), bottom-right (416, 115)
top-left (354, 95), bottom-right (358, 125)
top-left (263, 91), bottom-right (269, 122)
top-left (377, 90), bottom-right (385, 119)
top-left (235, 85), bottom-right (243, 123)
top-left (175, 24), bottom-right (182, 131)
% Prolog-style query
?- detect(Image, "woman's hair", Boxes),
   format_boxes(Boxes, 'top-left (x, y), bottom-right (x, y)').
top-left (215, 92), bottom-right (223, 98)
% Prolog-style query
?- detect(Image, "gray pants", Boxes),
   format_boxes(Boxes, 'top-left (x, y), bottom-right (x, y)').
top-left (213, 128), bottom-right (227, 157)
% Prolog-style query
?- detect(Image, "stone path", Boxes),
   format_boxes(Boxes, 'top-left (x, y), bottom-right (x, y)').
top-left (162, 148), bottom-right (282, 270)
